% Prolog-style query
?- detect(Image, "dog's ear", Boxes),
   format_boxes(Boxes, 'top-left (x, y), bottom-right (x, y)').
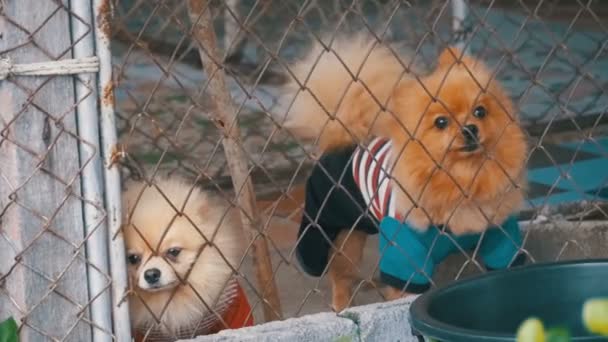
top-left (437, 46), bottom-right (464, 67)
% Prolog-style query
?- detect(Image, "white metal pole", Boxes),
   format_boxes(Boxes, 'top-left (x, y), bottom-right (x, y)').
top-left (224, 0), bottom-right (241, 55)
top-left (451, 0), bottom-right (469, 53)
top-left (92, 0), bottom-right (133, 341)
top-left (70, 1), bottom-right (113, 341)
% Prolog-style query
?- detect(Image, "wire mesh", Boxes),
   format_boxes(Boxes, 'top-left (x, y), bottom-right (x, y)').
top-left (111, 0), bottom-right (608, 330)
top-left (3, 0), bottom-right (606, 340)
top-left (0, 0), bottom-right (115, 341)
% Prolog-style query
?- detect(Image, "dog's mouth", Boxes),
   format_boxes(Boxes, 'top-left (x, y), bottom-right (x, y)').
top-left (139, 281), bottom-right (179, 293)
top-left (452, 139), bottom-right (486, 154)
top-left (459, 142), bottom-right (480, 152)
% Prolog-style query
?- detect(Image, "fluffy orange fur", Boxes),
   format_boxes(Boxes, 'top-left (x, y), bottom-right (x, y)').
top-left (283, 35), bottom-right (406, 151)
top-left (282, 35), bottom-right (528, 234)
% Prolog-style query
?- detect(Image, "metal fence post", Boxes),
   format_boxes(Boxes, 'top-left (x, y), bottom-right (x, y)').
top-left (93, 0), bottom-right (133, 341)
top-left (70, 1), bottom-right (114, 340)
top-left (451, 0), bottom-right (469, 53)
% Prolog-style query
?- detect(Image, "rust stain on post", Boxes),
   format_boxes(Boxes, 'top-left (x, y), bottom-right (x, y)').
top-left (97, 0), bottom-right (112, 37)
top-left (108, 143), bottom-right (124, 169)
top-left (102, 82), bottom-right (114, 106)
top-left (187, 0), bottom-right (283, 322)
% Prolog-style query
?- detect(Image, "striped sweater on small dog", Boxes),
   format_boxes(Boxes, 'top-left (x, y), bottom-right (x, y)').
top-left (135, 278), bottom-right (253, 341)
top-left (352, 137), bottom-right (396, 220)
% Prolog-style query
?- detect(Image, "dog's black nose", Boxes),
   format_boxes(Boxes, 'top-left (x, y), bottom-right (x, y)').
top-left (461, 124), bottom-right (479, 140)
top-left (144, 268), bottom-right (161, 284)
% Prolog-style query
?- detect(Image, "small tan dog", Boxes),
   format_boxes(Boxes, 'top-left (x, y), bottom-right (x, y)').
top-left (280, 34), bottom-right (527, 311)
top-left (122, 178), bottom-right (253, 340)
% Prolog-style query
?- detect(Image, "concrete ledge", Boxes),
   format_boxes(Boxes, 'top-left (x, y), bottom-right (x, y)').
top-left (434, 220), bottom-right (608, 284)
top-left (181, 297), bottom-right (422, 342)
top-left (522, 220), bottom-right (608, 260)
top-left (181, 311), bottom-right (359, 342)
top-left (340, 296), bottom-right (420, 342)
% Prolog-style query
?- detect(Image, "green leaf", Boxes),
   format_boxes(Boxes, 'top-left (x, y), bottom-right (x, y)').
top-left (0, 317), bottom-right (18, 342)
top-left (545, 327), bottom-right (570, 342)
top-left (166, 95), bottom-right (188, 103)
top-left (333, 335), bottom-right (352, 342)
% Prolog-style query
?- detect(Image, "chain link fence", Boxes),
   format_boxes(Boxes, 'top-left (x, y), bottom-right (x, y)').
top-left (111, 0), bottom-right (608, 331)
top-left (1, 0), bottom-right (607, 340)
top-left (0, 0), bottom-right (125, 341)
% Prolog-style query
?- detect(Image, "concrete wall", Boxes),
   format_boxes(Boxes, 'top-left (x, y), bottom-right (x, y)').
top-left (434, 220), bottom-right (608, 284)
top-left (183, 296), bottom-right (421, 342)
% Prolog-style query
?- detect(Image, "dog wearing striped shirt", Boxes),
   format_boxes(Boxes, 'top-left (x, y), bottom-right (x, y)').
top-left (280, 34), bottom-right (528, 311)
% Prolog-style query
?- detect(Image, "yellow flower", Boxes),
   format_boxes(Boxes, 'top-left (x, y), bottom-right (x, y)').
top-left (583, 298), bottom-right (608, 336)
top-left (517, 318), bottom-right (546, 342)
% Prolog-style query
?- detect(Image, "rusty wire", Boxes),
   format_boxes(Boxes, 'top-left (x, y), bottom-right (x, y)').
top-left (2, 0), bottom-right (607, 340)
top-left (106, 1), bottom-right (608, 333)
top-left (0, 0), bottom-right (116, 340)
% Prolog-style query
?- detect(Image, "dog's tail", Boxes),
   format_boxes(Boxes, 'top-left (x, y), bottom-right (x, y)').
top-left (279, 35), bottom-right (407, 151)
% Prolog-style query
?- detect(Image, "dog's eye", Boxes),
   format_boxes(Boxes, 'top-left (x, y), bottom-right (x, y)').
top-left (473, 106), bottom-right (487, 119)
top-left (434, 116), bottom-right (449, 129)
top-left (166, 247), bottom-right (182, 260)
top-left (127, 253), bottom-right (141, 265)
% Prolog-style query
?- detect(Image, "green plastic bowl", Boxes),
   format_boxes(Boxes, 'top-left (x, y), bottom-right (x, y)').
top-left (409, 259), bottom-right (608, 341)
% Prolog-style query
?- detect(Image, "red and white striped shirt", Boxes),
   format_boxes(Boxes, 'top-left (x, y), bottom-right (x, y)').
top-left (352, 137), bottom-right (397, 221)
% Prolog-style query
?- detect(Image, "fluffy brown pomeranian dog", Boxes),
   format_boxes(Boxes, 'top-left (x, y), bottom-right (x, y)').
top-left (122, 178), bottom-right (253, 340)
top-left (280, 34), bottom-right (528, 311)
